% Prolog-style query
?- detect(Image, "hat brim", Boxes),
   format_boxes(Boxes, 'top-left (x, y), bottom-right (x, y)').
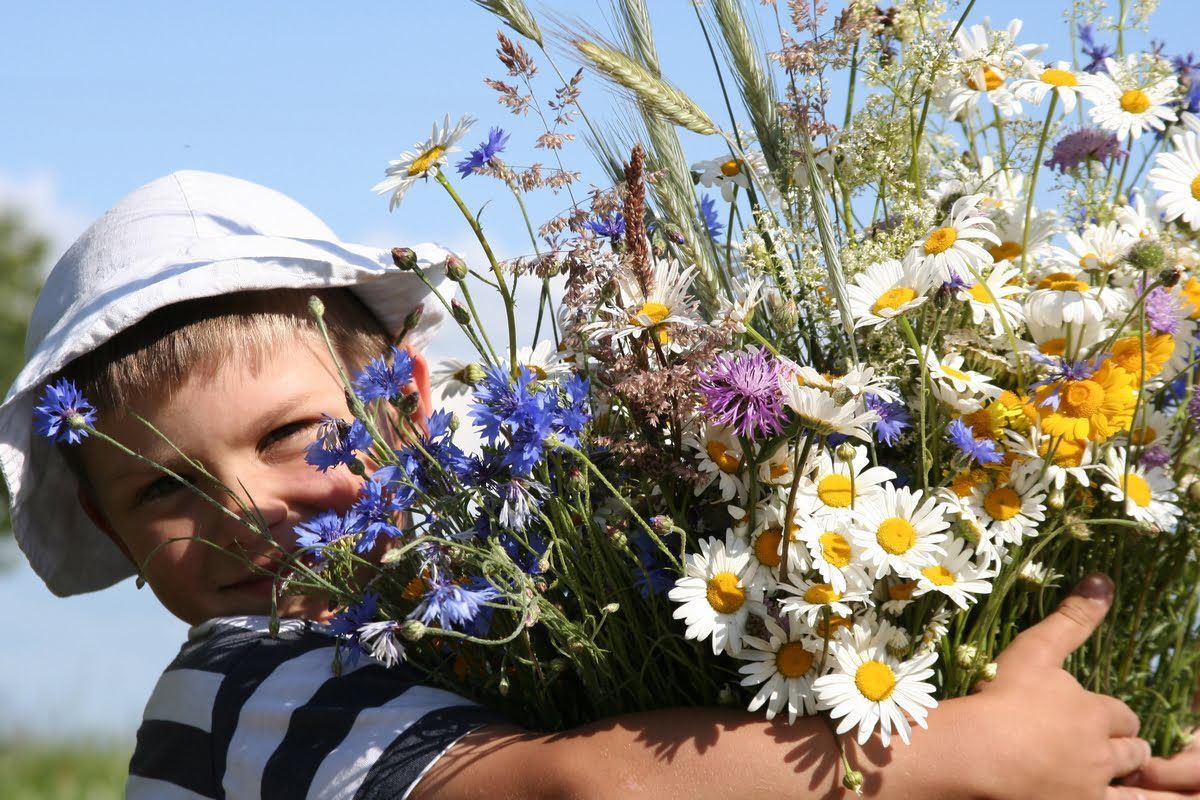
top-left (1, 239), bottom-right (455, 596)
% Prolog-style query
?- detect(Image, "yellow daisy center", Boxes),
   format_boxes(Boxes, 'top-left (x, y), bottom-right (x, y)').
top-left (775, 642), bottom-right (814, 678)
top-left (1191, 174), bottom-right (1200, 201)
top-left (1051, 278), bottom-right (1090, 292)
top-left (941, 364), bottom-right (971, 381)
top-left (820, 532), bottom-right (852, 568)
top-left (1059, 379), bottom-right (1105, 418)
top-left (816, 614), bottom-right (853, 637)
top-left (1120, 89), bottom-right (1151, 114)
top-left (877, 517), bottom-right (918, 555)
top-left (706, 572), bottom-right (746, 614)
top-left (706, 441), bottom-right (743, 474)
top-left (888, 581), bottom-right (919, 601)
top-left (1123, 472), bottom-right (1153, 507)
top-left (817, 473), bottom-right (854, 508)
top-left (872, 286), bottom-right (917, 314)
top-left (921, 565), bottom-right (957, 586)
top-left (1036, 271), bottom-right (1079, 289)
top-left (804, 583), bottom-right (842, 604)
top-left (1041, 67), bottom-right (1078, 87)
top-left (720, 159), bottom-right (742, 177)
top-left (754, 528), bottom-right (783, 568)
top-left (1038, 337), bottom-right (1067, 357)
top-left (924, 226), bottom-right (958, 254)
top-left (988, 240), bottom-right (1024, 262)
top-left (855, 660), bottom-right (897, 702)
top-left (984, 486), bottom-right (1022, 521)
top-left (407, 145), bottom-right (446, 176)
top-left (635, 301), bottom-right (670, 326)
top-left (951, 469), bottom-right (985, 497)
top-left (769, 461), bottom-right (789, 480)
top-left (968, 283), bottom-right (994, 304)
top-left (967, 66), bottom-right (1004, 92)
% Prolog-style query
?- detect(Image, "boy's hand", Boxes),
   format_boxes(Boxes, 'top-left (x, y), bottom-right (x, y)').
top-left (964, 573), bottom-right (1153, 799)
top-left (1117, 733), bottom-right (1200, 798)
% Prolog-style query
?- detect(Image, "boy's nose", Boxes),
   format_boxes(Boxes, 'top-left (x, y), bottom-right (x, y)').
top-left (215, 463), bottom-right (362, 549)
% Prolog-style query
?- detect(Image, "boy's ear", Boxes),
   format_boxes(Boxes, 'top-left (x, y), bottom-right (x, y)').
top-left (78, 489), bottom-right (136, 567)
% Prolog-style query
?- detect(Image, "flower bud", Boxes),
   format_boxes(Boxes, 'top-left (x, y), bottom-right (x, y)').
top-left (348, 459), bottom-right (367, 477)
top-left (391, 247), bottom-right (418, 271)
top-left (954, 643), bottom-right (978, 669)
top-left (445, 254), bottom-right (469, 281)
top-left (1047, 488), bottom-right (1065, 510)
top-left (717, 685), bottom-right (738, 706)
top-left (403, 304), bottom-right (424, 332)
top-left (649, 515), bottom-right (677, 535)
top-left (1066, 519), bottom-right (1092, 540)
top-left (1159, 266), bottom-right (1182, 288)
top-left (602, 603), bottom-right (620, 615)
top-left (979, 662), bottom-right (998, 682)
top-left (842, 769), bottom-right (865, 795)
top-left (391, 391), bottom-right (421, 415)
top-left (1125, 239), bottom-right (1165, 273)
top-left (308, 295), bottom-right (326, 318)
top-left (399, 620), bottom-right (427, 641)
top-left (448, 413), bottom-right (461, 432)
top-left (498, 675), bottom-right (510, 696)
top-left (835, 442), bottom-right (858, 463)
top-left (451, 299), bottom-right (472, 325)
top-left (461, 363), bottom-right (487, 386)
top-left (1188, 479), bottom-right (1200, 505)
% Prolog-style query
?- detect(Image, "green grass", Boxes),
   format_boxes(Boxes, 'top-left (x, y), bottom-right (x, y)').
top-left (0, 740), bottom-right (129, 800)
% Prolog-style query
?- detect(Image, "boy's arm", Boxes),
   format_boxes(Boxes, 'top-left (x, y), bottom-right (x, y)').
top-left (413, 575), bottom-right (1149, 800)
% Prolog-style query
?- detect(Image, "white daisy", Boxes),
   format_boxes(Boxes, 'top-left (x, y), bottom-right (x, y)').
top-left (903, 194), bottom-right (1001, 284)
top-left (692, 150), bottom-right (780, 205)
top-left (778, 380), bottom-right (880, 440)
top-left (942, 18), bottom-right (1044, 120)
top-left (738, 617), bottom-right (825, 724)
top-left (813, 619), bottom-right (939, 746)
top-left (880, 578), bottom-right (922, 615)
top-left (431, 357), bottom-right (477, 399)
top-left (957, 260), bottom-right (1027, 339)
top-left (1149, 129), bottom-right (1200, 230)
top-left (1048, 221), bottom-right (1135, 275)
top-left (684, 425), bottom-right (748, 502)
top-left (512, 340), bottom-right (568, 379)
top-left (1005, 428), bottom-right (1095, 491)
top-left (1116, 192), bottom-right (1162, 240)
top-left (985, 203), bottom-right (1057, 266)
top-left (373, 114), bottom-right (476, 210)
top-left (967, 462), bottom-right (1048, 548)
top-left (1126, 406), bottom-right (1179, 452)
top-left (597, 257), bottom-right (702, 350)
top-left (912, 536), bottom-right (994, 610)
top-left (779, 574), bottom-right (873, 629)
top-left (1098, 447), bottom-right (1181, 531)
top-left (1023, 276), bottom-right (1109, 358)
top-left (669, 531), bottom-right (766, 656)
top-left (799, 516), bottom-right (872, 594)
top-left (713, 276), bottom-right (764, 334)
top-left (850, 484), bottom-right (951, 580)
top-left (917, 348), bottom-right (1002, 414)
top-left (1085, 56), bottom-right (1178, 141)
top-left (747, 519), bottom-right (808, 585)
top-left (797, 443), bottom-right (897, 517)
top-left (833, 366), bottom-right (902, 405)
top-left (1010, 61), bottom-right (1099, 114)
top-left (847, 259), bottom-right (935, 329)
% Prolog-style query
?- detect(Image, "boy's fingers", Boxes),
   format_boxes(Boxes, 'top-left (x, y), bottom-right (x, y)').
top-left (1100, 695), bottom-right (1142, 738)
top-left (1109, 738), bottom-right (1154, 780)
top-left (1121, 751), bottom-right (1200, 791)
top-left (1001, 573), bottom-right (1113, 667)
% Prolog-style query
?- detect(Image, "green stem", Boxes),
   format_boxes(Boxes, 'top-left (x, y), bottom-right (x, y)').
top-left (1020, 93), bottom-right (1057, 280)
top-left (898, 316), bottom-right (930, 490)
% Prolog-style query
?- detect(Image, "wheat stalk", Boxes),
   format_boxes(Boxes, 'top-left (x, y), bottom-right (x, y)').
top-left (573, 40), bottom-right (719, 136)
top-left (710, 0), bottom-right (784, 179)
top-left (472, 0), bottom-right (543, 46)
top-left (613, 0), bottom-right (661, 76)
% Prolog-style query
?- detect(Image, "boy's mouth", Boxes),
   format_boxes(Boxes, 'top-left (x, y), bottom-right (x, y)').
top-left (219, 556), bottom-right (290, 595)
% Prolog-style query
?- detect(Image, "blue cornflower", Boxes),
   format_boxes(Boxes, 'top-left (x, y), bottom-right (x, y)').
top-left (499, 530), bottom-right (548, 574)
top-left (330, 591), bottom-right (380, 667)
top-left (584, 213), bottom-right (625, 240)
top-left (1184, 81), bottom-right (1200, 117)
top-left (1079, 24), bottom-right (1114, 73)
top-left (469, 365), bottom-right (536, 444)
top-left (33, 378), bottom-right (98, 445)
top-left (556, 375), bottom-right (591, 447)
top-left (941, 270), bottom-right (968, 292)
top-left (865, 394), bottom-right (910, 446)
top-left (699, 194), bottom-right (724, 241)
top-left (455, 127), bottom-right (509, 178)
top-left (946, 418), bottom-right (1003, 466)
top-left (495, 477), bottom-right (547, 532)
top-left (351, 465), bottom-right (415, 553)
top-left (305, 415), bottom-right (372, 472)
top-left (411, 575), bottom-right (501, 631)
top-left (353, 346), bottom-right (415, 403)
top-left (1173, 51), bottom-right (1199, 84)
top-left (295, 510), bottom-right (360, 558)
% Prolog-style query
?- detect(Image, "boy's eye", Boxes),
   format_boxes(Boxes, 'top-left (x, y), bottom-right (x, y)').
top-left (137, 474), bottom-right (193, 506)
top-left (260, 420), bottom-right (318, 451)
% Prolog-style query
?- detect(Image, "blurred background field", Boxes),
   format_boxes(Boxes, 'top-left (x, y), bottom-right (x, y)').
top-left (0, 740), bottom-right (127, 800)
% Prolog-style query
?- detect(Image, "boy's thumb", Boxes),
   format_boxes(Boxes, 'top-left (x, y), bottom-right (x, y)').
top-left (1002, 573), bottom-right (1114, 668)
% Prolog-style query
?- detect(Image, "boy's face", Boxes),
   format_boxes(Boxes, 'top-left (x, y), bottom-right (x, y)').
top-left (79, 334), bottom-right (419, 625)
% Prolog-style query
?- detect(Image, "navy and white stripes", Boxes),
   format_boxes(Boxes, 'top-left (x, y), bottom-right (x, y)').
top-left (126, 616), bottom-right (497, 800)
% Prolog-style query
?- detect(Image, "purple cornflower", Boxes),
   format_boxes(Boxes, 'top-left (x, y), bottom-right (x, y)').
top-left (330, 591), bottom-right (380, 667)
top-left (585, 213), bottom-right (625, 241)
top-left (697, 349), bottom-right (787, 441)
top-left (411, 574), bottom-right (500, 631)
top-left (1045, 128), bottom-right (1127, 174)
top-left (33, 379), bottom-right (97, 445)
top-left (1183, 81), bottom-right (1200, 117)
top-left (353, 346), bottom-right (415, 403)
top-left (1188, 385), bottom-right (1200, 431)
top-left (865, 394), bottom-right (910, 446)
top-left (295, 509), bottom-right (360, 558)
top-left (946, 418), bottom-right (1003, 465)
top-left (456, 127), bottom-right (509, 177)
top-left (1143, 286), bottom-right (1179, 335)
top-left (1079, 24), bottom-right (1114, 74)
top-left (351, 465), bottom-right (414, 553)
top-left (305, 415), bottom-right (372, 472)
top-left (699, 194), bottom-right (724, 242)
top-left (1139, 444), bottom-right (1172, 469)
top-left (1173, 51), bottom-right (1200, 85)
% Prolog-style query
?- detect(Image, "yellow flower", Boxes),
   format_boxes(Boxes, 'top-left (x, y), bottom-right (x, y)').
top-left (1109, 333), bottom-right (1174, 385)
top-left (962, 390), bottom-right (1038, 439)
top-left (1035, 361), bottom-right (1136, 442)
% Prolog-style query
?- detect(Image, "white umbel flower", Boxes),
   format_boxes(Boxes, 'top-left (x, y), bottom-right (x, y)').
top-left (738, 617), bottom-right (825, 724)
top-left (847, 259), bottom-right (935, 329)
top-left (1098, 448), bottom-right (1181, 531)
top-left (670, 531), bottom-right (765, 656)
top-left (1149, 130), bottom-right (1200, 230)
top-left (850, 484), bottom-right (951, 580)
top-left (813, 619), bottom-right (939, 746)
top-left (373, 114), bottom-right (476, 210)
top-left (912, 536), bottom-right (994, 610)
top-left (903, 194), bottom-right (1001, 284)
top-left (1085, 57), bottom-right (1178, 141)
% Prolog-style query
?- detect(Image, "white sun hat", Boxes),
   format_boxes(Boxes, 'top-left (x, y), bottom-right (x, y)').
top-left (0, 169), bottom-right (457, 596)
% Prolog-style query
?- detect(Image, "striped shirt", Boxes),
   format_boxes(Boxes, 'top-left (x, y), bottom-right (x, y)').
top-left (126, 615), bottom-right (500, 800)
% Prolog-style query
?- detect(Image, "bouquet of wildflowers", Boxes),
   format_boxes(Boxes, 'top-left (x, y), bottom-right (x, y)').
top-left (40, 0), bottom-right (1200, 771)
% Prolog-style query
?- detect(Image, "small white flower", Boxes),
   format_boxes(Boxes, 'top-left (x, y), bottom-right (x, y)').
top-left (670, 531), bottom-right (766, 656)
top-left (373, 114), bottom-right (476, 210)
top-left (850, 484), bottom-right (951, 580)
top-left (913, 537), bottom-right (995, 610)
top-left (1098, 448), bottom-right (1181, 531)
top-left (738, 616), bottom-right (826, 724)
top-left (847, 259), bottom-right (936, 329)
top-left (903, 195), bottom-right (1001, 285)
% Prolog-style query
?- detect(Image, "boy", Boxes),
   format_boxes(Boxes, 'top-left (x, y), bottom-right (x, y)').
top-left (0, 170), bottom-right (1154, 799)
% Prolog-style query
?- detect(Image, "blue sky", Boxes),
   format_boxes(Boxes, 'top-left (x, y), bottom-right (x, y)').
top-left (0, 1), bottom-right (1193, 742)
